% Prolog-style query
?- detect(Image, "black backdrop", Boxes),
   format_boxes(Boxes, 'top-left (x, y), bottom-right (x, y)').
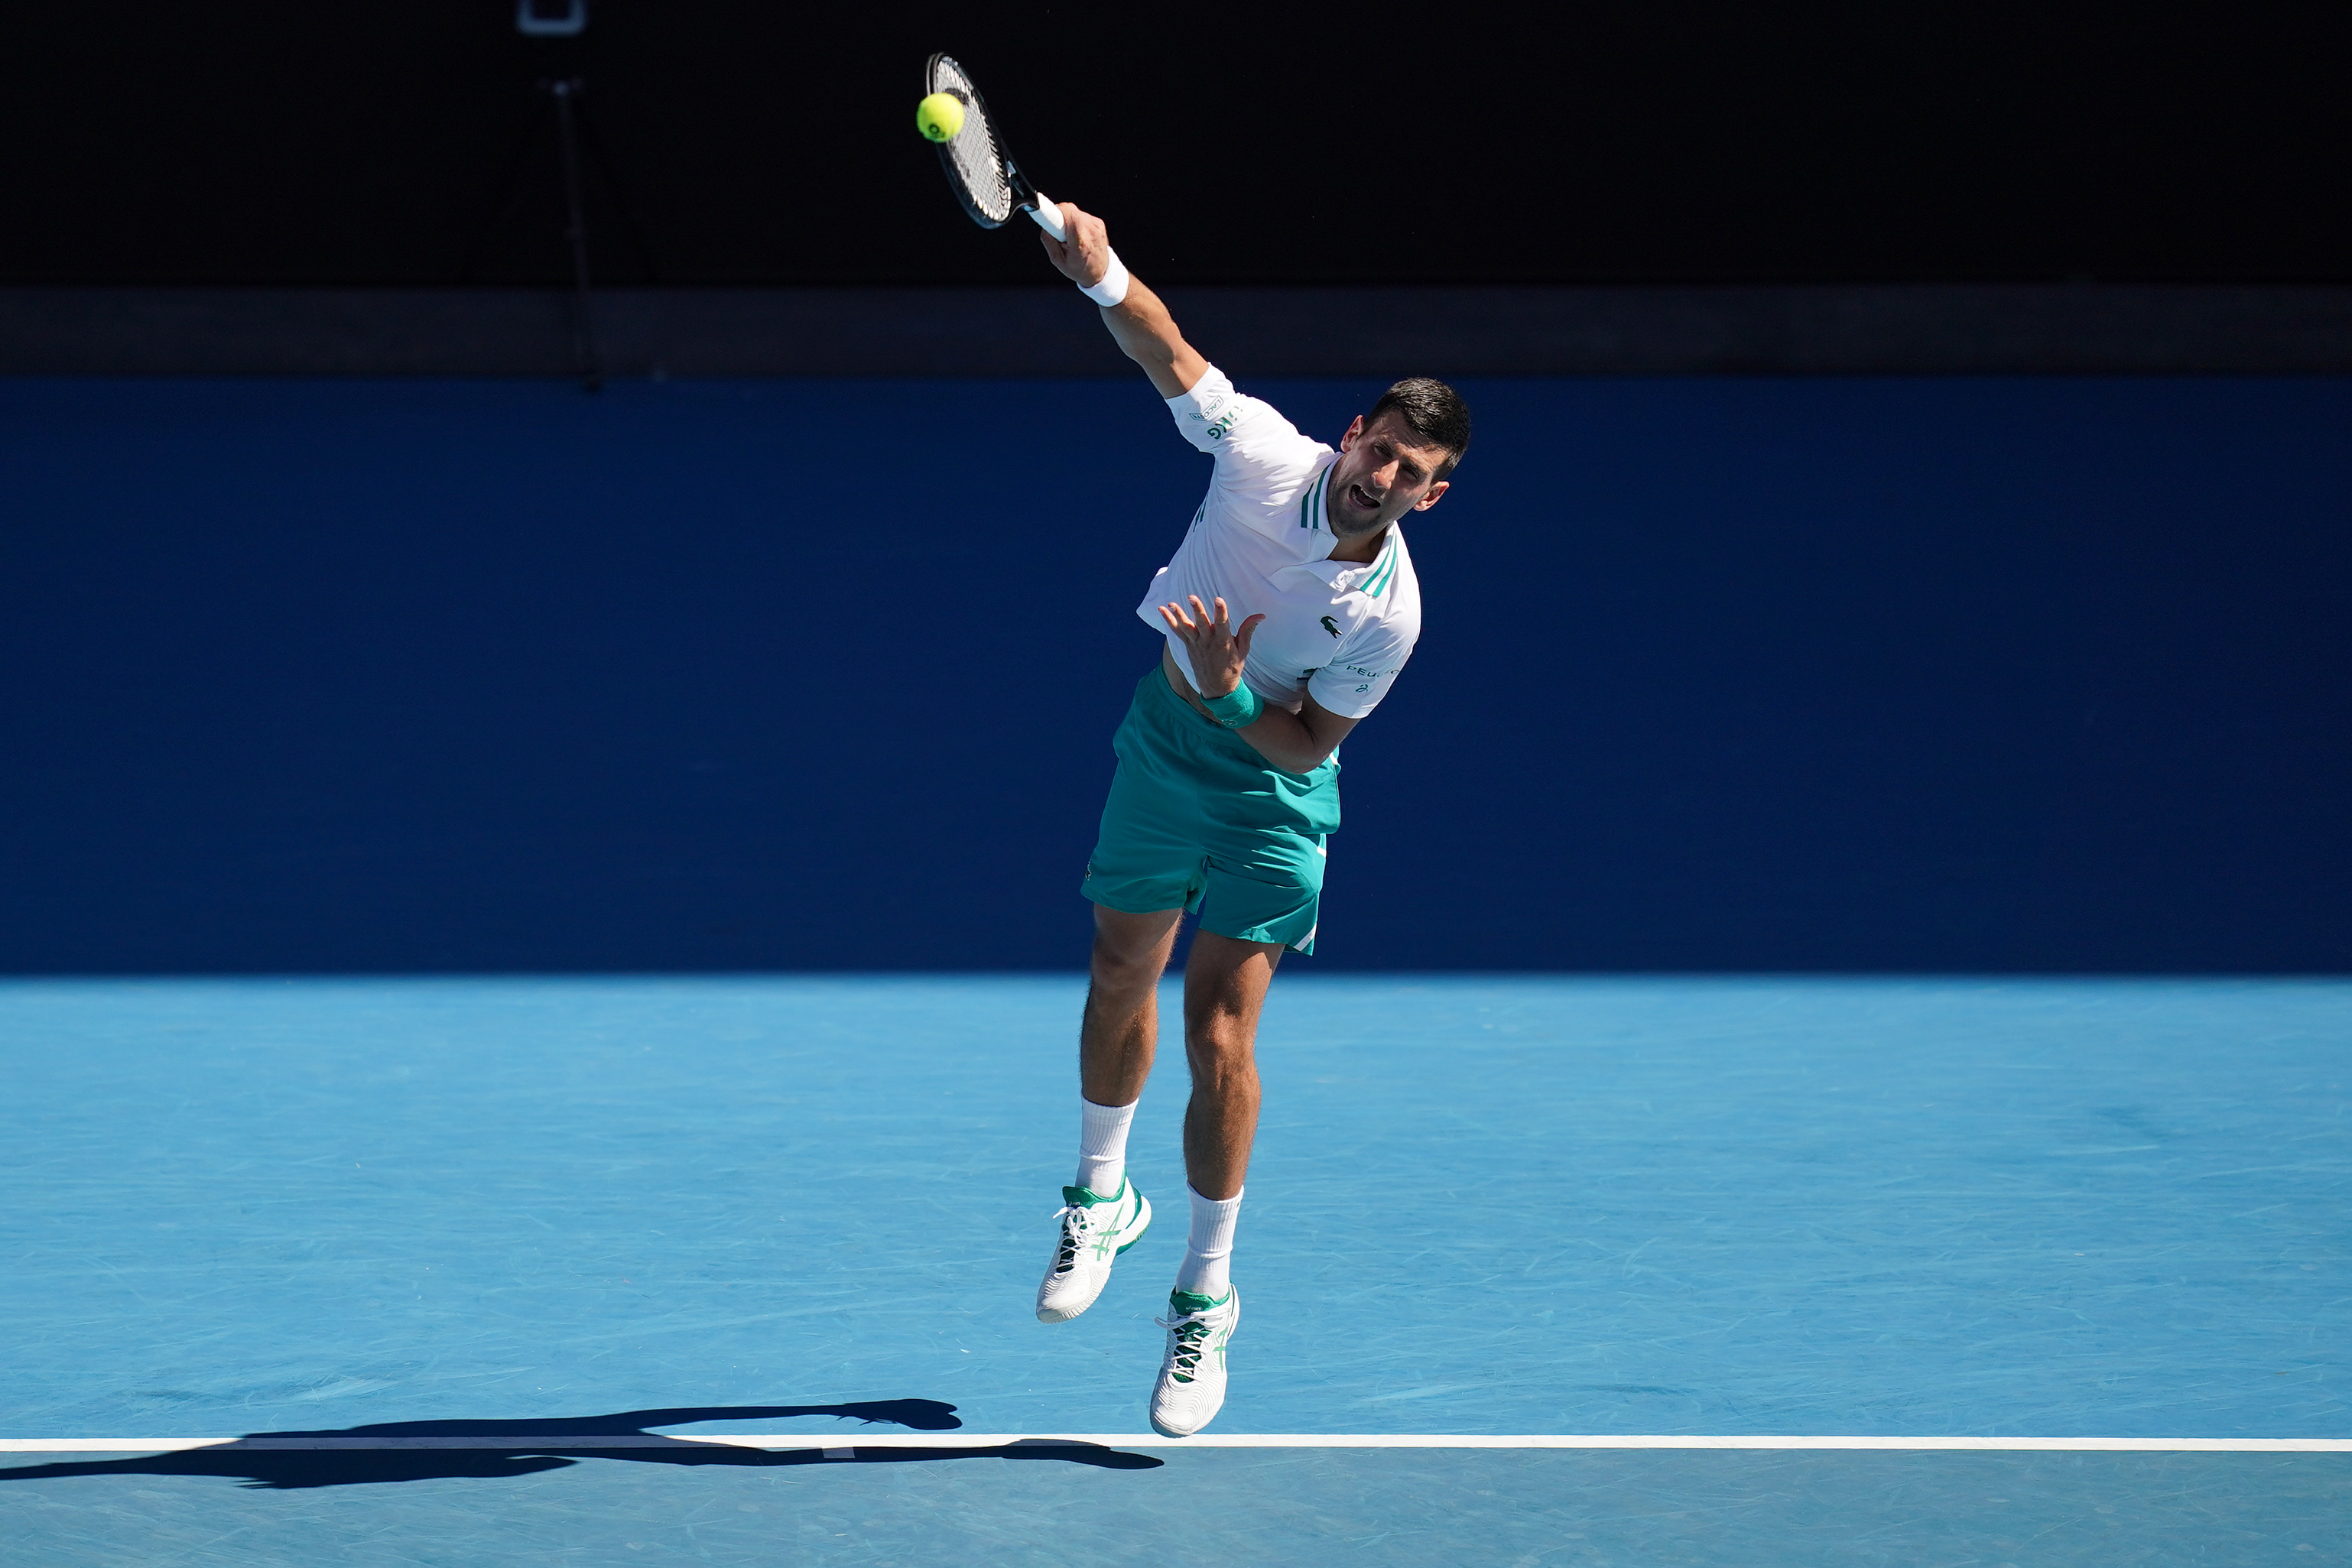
top-left (0, 2), bottom-right (2344, 287)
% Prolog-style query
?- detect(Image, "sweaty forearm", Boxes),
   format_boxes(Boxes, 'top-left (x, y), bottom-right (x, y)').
top-left (1161, 646), bottom-right (1340, 773)
top-left (1233, 706), bottom-right (1338, 774)
top-left (1102, 281), bottom-right (1208, 399)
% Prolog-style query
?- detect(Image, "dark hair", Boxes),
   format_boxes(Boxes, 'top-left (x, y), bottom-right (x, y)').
top-left (1366, 377), bottom-right (1472, 479)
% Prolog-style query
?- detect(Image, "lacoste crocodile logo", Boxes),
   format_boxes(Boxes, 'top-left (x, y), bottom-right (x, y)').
top-left (1321, 615), bottom-right (1340, 637)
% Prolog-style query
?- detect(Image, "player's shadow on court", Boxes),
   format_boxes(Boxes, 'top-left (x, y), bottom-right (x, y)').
top-left (0, 1400), bottom-right (1161, 1489)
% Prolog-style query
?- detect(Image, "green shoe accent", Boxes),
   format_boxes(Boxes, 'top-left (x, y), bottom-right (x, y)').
top-left (1168, 1288), bottom-right (1230, 1315)
top-left (1062, 1177), bottom-right (1127, 1208)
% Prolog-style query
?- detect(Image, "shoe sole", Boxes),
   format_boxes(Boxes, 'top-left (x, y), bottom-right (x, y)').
top-left (1035, 1190), bottom-right (1152, 1325)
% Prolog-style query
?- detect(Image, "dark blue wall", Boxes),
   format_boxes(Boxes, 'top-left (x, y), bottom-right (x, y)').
top-left (3, 375), bottom-right (2346, 972)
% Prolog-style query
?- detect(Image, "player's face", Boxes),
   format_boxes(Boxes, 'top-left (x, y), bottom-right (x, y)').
top-left (1328, 413), bottom-right (1454, 538)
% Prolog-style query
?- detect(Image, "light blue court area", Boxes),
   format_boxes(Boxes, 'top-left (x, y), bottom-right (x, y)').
top-left (2, 976), bottom-right (2347, 1563)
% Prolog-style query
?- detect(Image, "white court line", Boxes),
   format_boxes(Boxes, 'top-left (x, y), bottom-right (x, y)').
top-left (2, 1434), bottom-right (2347, 1454)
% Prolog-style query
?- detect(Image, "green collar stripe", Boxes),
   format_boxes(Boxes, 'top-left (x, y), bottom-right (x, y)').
top-left (1298, 467), bottom-right (1328, 531)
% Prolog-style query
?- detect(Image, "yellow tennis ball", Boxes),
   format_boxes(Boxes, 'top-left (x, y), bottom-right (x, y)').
top-left (915, 93), bottom-right (965, 143)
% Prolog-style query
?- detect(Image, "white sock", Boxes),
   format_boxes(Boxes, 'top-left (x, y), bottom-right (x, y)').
top-left (1173, 1185), bottom-right (1243, 1299)
top-left (1074, 1096), bottom-right (1137, 1197)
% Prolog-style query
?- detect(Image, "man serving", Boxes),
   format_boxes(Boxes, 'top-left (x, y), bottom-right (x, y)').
top-left (1025, 203), bottom-right (1472, 1437)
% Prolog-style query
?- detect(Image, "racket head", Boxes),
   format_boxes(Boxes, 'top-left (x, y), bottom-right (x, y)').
top-left (924, 53), bottom-right (1036, 229)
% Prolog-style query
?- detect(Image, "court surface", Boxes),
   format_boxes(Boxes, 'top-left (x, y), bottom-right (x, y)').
top-left (2, 975), bottom-right (2345, 1563)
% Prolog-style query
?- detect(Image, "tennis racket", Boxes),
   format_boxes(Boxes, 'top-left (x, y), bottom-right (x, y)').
top-left (922, 53), bottom-right (1070, 242)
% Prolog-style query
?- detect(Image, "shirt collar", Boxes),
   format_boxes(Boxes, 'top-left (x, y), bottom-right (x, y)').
top-left (1295, 524), bottom-right (1402, 591)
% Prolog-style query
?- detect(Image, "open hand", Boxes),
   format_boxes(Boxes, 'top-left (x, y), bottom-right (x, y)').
top-left (1158, 595), bottom-right (1263, 698)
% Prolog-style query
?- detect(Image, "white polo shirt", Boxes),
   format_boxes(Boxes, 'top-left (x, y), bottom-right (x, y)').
top-left (1138, 366), bottom-right (1421, 720)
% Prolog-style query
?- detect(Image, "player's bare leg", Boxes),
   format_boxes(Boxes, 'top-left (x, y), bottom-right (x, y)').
top-left (1152, 929), bottom-right (1279, 1436)
top-left (1080, 906), bottom-right (1183, 1107)
top-left (1037, 906), bottom-right (1180, 1324)
top-left (1178, 931), bottom-right (1279, 1202)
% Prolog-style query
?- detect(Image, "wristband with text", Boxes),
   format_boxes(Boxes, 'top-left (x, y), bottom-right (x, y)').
top-left (1080, 249), bottom-right (1132, 308)
top-left (1200, 682), bottom-right (1261, 729)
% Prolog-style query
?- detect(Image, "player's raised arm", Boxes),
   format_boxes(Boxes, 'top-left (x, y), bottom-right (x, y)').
top-left (1037, 203), bottom-right (1209, 399)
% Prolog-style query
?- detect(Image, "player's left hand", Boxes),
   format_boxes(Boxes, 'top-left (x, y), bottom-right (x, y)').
top-left (1159, 595), bottom-right (1262, 698)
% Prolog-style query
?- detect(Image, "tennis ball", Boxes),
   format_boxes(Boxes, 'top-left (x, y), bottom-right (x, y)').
top-left (915, 92), bottom-right (965, 143)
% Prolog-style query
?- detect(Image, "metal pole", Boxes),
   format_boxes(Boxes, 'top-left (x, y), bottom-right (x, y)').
top-left (548, 78), bottom-right (601, 391)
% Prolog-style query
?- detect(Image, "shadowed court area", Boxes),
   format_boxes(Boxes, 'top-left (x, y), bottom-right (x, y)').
top-left (0, 1403), bottom-right (1166, 1492)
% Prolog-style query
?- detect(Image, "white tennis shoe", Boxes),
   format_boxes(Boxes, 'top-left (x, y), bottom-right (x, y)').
top-left (1035, 1178), bottom-right (1151, 1324)
top-left (1148, 1284), bottom-right (1239, 1437)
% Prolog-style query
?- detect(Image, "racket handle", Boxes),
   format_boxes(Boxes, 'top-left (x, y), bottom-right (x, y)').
top-left (1024, 195), bottom-right (1068, 242)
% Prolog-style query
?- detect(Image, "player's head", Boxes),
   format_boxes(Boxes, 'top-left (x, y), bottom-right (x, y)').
top-left (1328, 378), bottom-right (1472, 538)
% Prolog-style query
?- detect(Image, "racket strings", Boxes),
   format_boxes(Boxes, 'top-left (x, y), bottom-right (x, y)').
top-left (927, 56), bottom-right (1015, 226)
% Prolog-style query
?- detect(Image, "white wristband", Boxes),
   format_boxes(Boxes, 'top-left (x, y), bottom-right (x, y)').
top-left (1080, 249), bottom-right (1132, 308)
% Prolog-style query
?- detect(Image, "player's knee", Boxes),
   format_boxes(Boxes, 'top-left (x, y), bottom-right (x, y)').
top-left (1181, 1015), bottom-right (1255, 1076)
top-left (1089, 930), bottom-right (1166, 991)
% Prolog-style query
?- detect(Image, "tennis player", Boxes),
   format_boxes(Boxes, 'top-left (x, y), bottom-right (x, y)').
top-left (1025, 203), bottom-right (1470, 1437)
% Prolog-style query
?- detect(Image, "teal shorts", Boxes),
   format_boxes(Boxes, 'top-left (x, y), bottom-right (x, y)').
top-left (1082, 667), bottom-right (1341, 954)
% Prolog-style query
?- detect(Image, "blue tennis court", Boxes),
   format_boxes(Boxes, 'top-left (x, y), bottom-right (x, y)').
top-left (3, 976), bottom-right (2344, 1563)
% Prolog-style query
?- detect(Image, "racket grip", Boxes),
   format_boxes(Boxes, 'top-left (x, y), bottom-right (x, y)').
top-left (1024, 196), bottom-right (1069, 242)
